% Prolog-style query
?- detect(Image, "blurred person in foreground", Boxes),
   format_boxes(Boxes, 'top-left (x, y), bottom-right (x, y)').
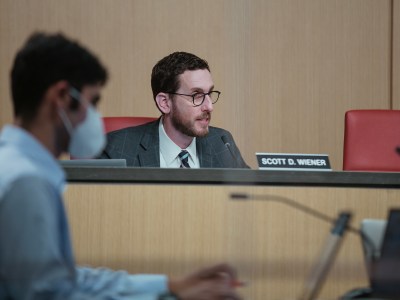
top-left (0, 32), bottom-right (242, 300)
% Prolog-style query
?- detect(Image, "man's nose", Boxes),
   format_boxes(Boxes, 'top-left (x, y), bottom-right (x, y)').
top-left (201, 95), bottom-right (214, 112)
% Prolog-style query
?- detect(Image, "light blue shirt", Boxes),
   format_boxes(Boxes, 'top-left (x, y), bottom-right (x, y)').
top-left (0, 125), bottom-right (168, 299)
top-left (158, 118), bottom-right (200, 168)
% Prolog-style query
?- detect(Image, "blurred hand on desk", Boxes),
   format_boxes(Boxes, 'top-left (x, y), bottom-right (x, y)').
top-left (168, 263), bottom-right (244, 300)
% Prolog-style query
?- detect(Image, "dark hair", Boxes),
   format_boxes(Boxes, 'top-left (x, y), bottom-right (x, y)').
top-left (11, 32), bottom-right (108, 122)
top-left (151, 51), bottom-right (210, 100)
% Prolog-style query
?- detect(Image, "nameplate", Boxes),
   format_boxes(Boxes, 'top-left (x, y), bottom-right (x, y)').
top-left (256, 153), bottom-right (332, 171)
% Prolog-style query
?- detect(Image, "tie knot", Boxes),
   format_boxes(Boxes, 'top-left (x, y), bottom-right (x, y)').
top-left (178, 150), bottom-right (190, 168)
top-left (178, 150), bottom-right (189, 159)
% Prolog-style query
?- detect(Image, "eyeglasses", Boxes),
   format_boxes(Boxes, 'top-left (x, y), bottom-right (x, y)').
top-left (168, 91), bottom-right (221, 107)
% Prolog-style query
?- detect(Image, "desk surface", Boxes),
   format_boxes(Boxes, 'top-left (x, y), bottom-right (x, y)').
top-left (64, 168), bottom-right (400, 299)
top-left (64, 167), bottom-right (400, 188)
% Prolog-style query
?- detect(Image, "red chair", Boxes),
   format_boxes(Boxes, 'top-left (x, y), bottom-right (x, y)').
top-left (343, 110), bottom-right (400, 171)
top-left (103, 116), bottom-right (157, 133)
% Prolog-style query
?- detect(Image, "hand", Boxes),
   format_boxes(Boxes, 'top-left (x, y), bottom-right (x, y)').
top-left (168, 263), bottom-right (243, 300)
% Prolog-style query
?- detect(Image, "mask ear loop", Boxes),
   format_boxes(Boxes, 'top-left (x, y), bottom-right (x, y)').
top-left (69, 87), bottom-right (83, 110)
top-left (69, 86), bottom-right (91, 111)
top-left (61, 86), bottom-right (93, 135)
top-left (58, 108), bottom-right (74, 136)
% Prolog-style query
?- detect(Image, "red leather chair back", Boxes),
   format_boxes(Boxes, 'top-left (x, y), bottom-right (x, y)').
top-left (103, 116), bottom-right (157, 133)
top-left (343, 110), bottom-right (400, 171)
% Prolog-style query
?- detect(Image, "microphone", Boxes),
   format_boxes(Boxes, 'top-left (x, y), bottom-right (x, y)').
top-left (230, 193), bottom-right (375, 300)
top-left (221, 135), bottom-right (237, 167)
top-left (231, 193), bottom-right (361, 235)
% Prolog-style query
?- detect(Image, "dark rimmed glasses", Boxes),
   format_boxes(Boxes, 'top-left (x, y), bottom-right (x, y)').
top-left (168, 91), bottom-right (221, 107)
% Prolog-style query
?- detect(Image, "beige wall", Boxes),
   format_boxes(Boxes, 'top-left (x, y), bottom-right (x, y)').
top-left (0, 0), bottom-right (396, 169)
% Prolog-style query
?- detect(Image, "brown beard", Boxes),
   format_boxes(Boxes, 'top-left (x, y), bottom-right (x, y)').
top-left (171, 110), bottom-right (211, 137)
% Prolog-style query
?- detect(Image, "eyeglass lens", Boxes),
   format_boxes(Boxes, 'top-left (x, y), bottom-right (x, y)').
top-left (193, 91), bottom-right (220, 106)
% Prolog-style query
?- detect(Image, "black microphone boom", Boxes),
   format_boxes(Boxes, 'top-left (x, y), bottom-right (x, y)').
top-left (231, 193), bottom-right (360, 234)
top-left (221, 135), bottom-right (237, 167)
top-left (231, 193), bottom-right (375, 251)
top-left (231, 193), bottom-right (377, 260)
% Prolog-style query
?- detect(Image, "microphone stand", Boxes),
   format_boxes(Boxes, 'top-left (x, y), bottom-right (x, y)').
top-left (230, 193), bottom-right (372, 300)
top-left (299, 212), bottom-right (351, 300)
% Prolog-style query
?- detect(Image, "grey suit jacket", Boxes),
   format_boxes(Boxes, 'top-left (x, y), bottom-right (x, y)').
top-left (99, 119), bottom-right (249, 168)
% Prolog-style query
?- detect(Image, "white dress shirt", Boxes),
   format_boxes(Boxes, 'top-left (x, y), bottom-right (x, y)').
top-left (159, 118), bottom-right (200, 168)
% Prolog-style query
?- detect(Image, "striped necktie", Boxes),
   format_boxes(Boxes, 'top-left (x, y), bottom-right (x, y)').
top-left (178, 150), bottom-right (190, 168)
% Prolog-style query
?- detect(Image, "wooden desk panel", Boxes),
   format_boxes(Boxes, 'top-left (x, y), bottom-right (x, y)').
top-left (65, 183), bottom-right (400, 299)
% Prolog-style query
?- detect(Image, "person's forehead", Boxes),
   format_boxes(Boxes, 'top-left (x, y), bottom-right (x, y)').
top-left (178, 69), bottom-right (213, 91)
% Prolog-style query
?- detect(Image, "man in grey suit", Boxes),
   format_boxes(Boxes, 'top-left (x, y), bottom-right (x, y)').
top-left (100, 52), bottom-right (249, 168)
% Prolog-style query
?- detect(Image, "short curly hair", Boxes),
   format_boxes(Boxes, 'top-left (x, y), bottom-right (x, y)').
top-left (151, 51), bottom-right (210, 101)
top-left (11, 32), bottom-right (108, 122)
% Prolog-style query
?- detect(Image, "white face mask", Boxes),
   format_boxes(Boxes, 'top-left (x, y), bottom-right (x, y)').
top-left (58, 88), bottom-right (106, 158)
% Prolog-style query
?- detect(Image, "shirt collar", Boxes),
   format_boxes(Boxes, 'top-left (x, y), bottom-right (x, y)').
top-left (158, 118), bottom-right (197, 166)
top-left (0, 125), bottom-right (66, 192)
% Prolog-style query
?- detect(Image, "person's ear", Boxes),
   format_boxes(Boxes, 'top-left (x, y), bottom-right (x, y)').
top-left (43, 80), bottom-right (70, 122)
top-left (47, 80), bottom-right (70, 109)
top-left (155, 92), bottom-right (172, 114)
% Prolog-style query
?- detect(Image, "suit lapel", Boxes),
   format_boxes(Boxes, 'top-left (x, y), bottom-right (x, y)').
top-left (197, 137), bottom-right (214, 168)
top-left (138, 120), bottom-right (160, 167)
